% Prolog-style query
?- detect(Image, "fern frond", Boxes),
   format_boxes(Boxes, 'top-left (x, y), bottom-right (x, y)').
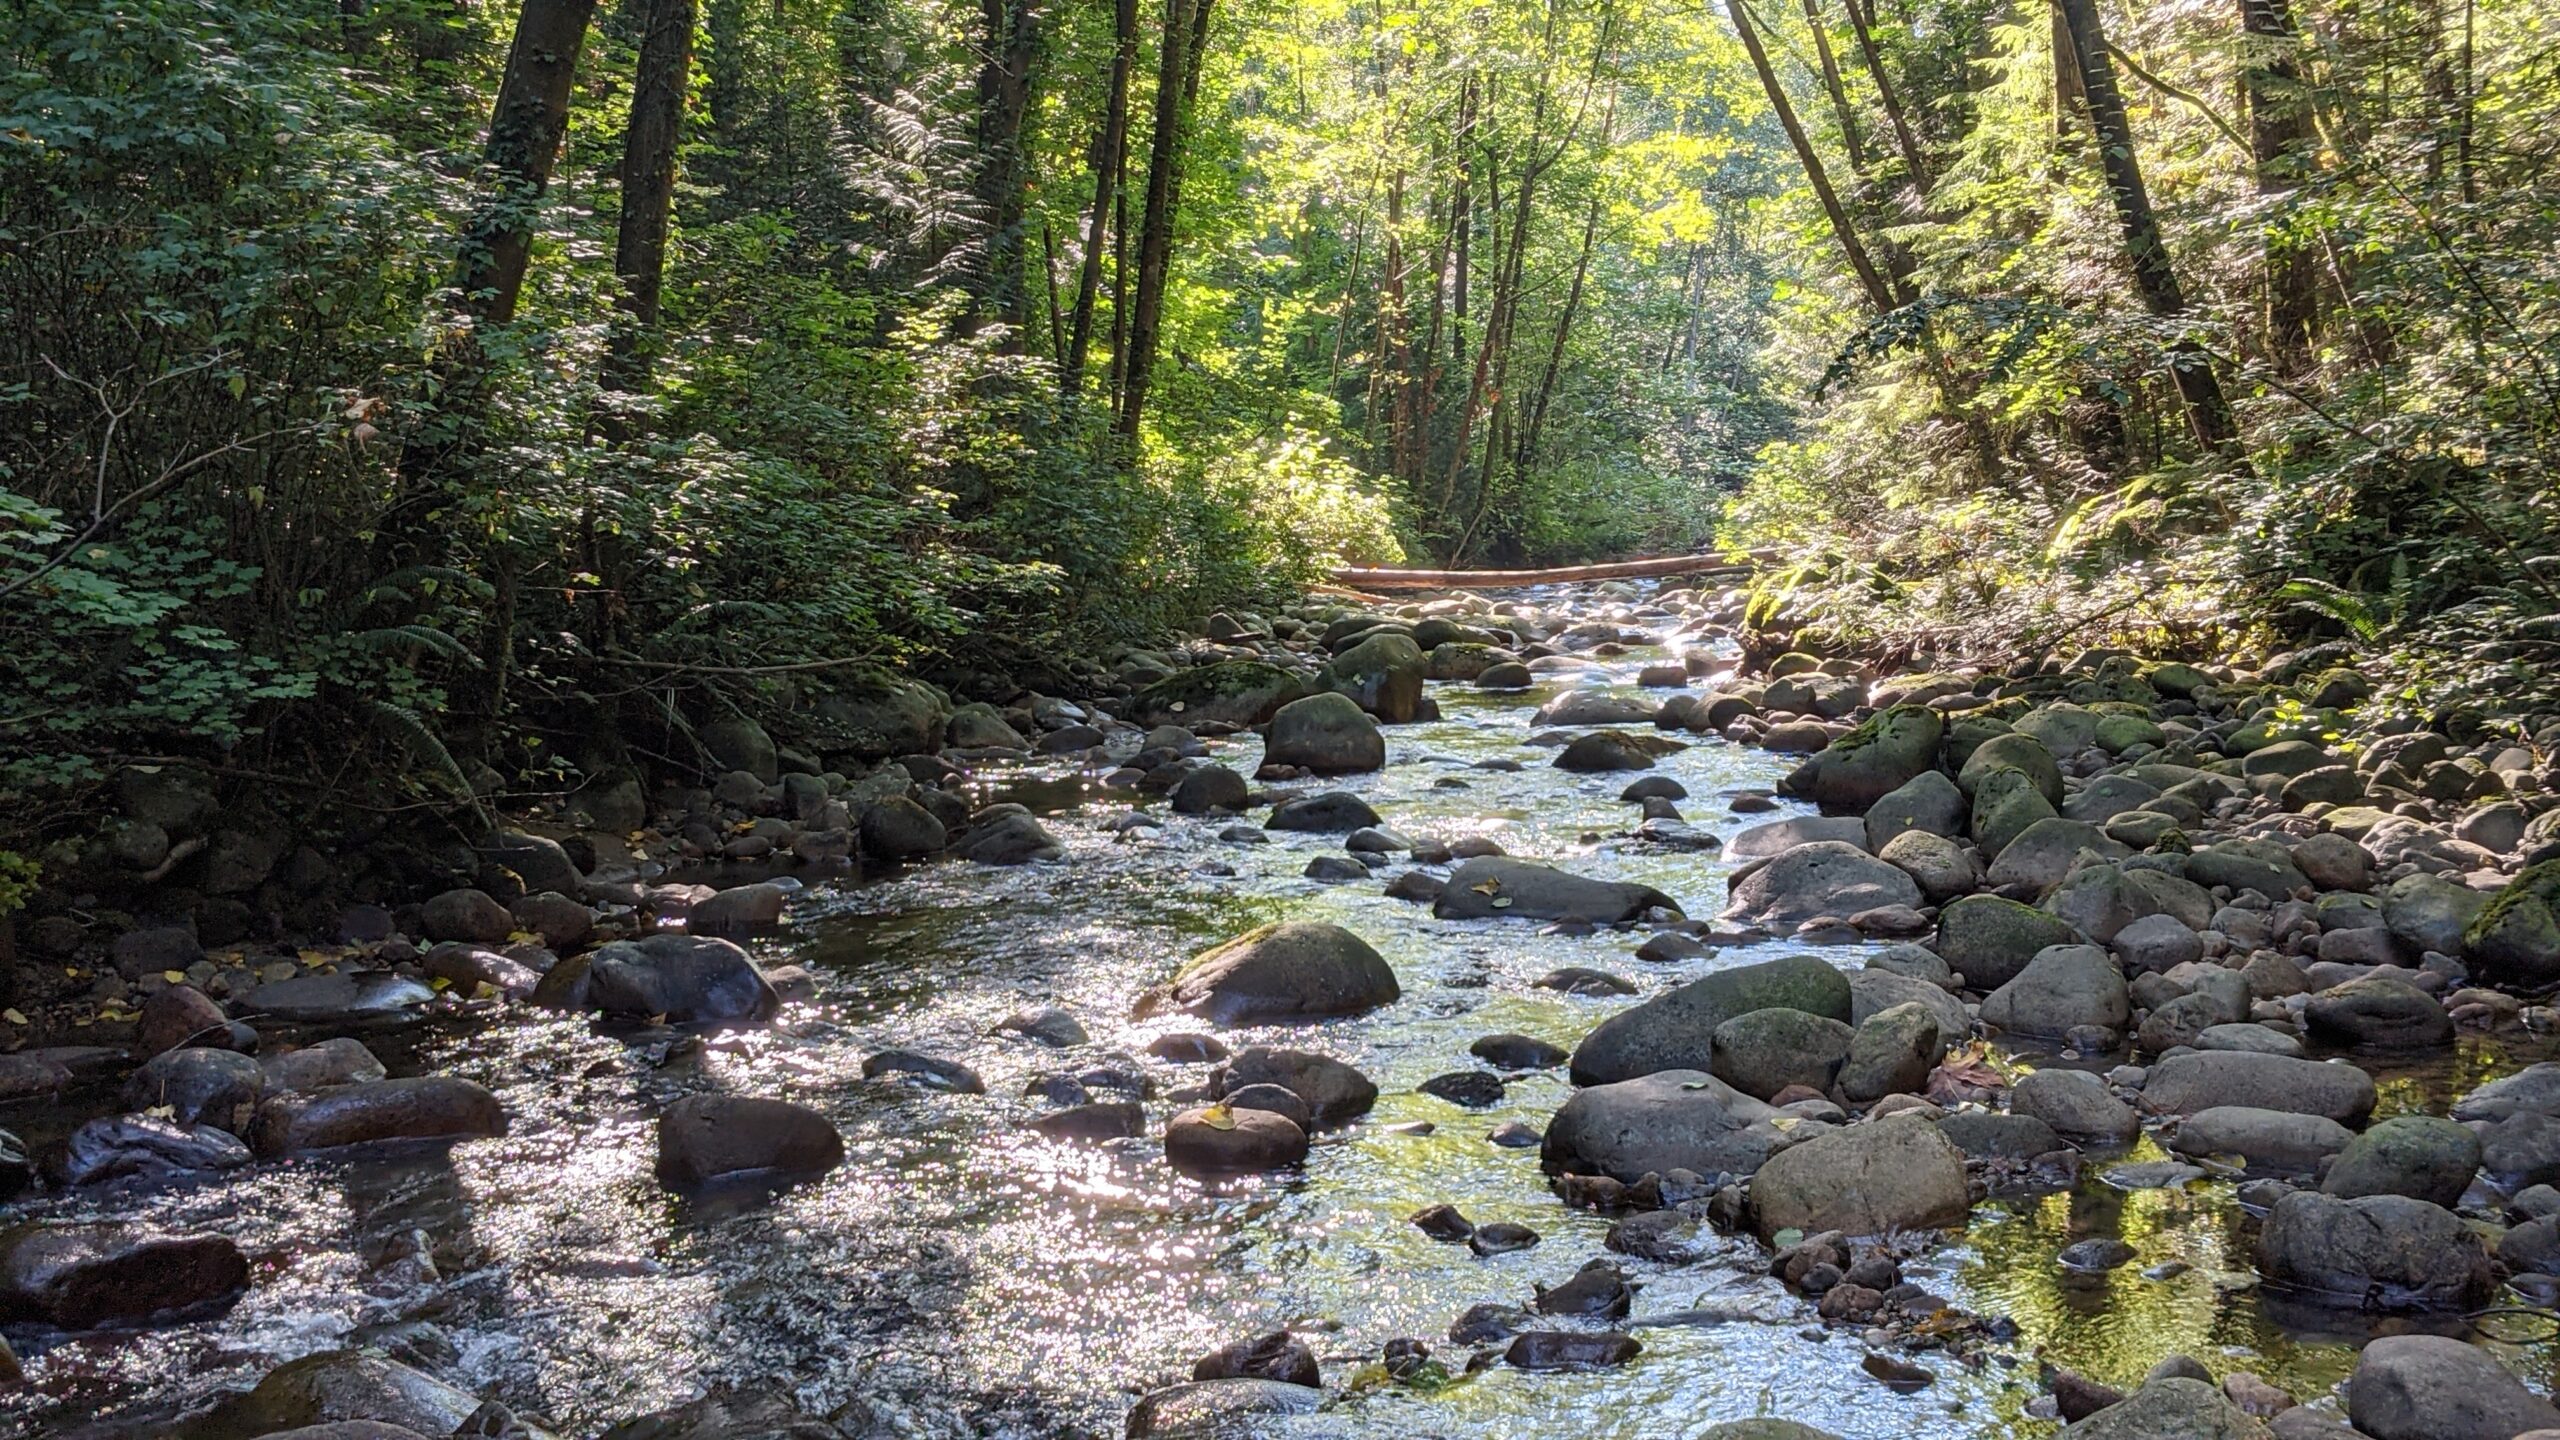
top-left (361, 699), bottom-right (490, 829)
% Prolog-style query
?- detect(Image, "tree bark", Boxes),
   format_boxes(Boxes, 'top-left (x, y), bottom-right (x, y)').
top-left (2238, 0), bottom-right (2315, 373)
top-left (1726, 0), bottom-right (1896, 314)
top-left (1115, 0), bottom-right (1212, 442)
top-left (1800, 0), bottom-right (1866, 171)
top-left (1064, 0), bottom-right (1137, 393)
top-left (2055, 0), bottom-right (2237, 451)
top-left (605, 0), bottom-right (697, 388)
top-left (1842, 0), bottom-right (1929, 191)
top-left (455, 0), bottom-right (601, 324)
top-left (969, 0), bottom-right (1043, 338)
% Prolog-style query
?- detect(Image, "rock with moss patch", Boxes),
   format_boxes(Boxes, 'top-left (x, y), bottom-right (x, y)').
top-left (1780, 706), bottom-right (1946, 814)
top-left (1131, 662), bottom-right (1313, 728)
top-left (1323, 632), bottom-right (1427, 723)
top-left (2467, 861), bottom-right (2560, 985)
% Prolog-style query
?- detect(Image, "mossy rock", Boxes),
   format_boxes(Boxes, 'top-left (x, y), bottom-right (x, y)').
top-left (1779, 704), bottom-right (1945, 813)
top-left (1130, 661), bottom-right (1312, 728)
top-left (2094, 712), bottom-right (2167, 754)
top-left (1322, 632), bottom-right (1426, 723)
top-left (2466, 861), bottom-right (2560, 984)
top-left (1957, 731), bottom-right (2064, 807)
top-left (800, 668), bottom-right (950, 759)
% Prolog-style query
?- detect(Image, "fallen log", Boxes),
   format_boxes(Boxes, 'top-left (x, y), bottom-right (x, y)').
top-left (1330, 553), bottom-right (1761, 590)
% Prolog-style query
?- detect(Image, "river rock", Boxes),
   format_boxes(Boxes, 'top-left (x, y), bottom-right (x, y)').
top-left (535, 934), bottom-right (780, 1025)
top-left (2254, 1191), bottom-right (2492, 1309)
top-left (1710, 1008), bottom-right (1854, 1100)
top-left (2169, 1107), bottom-right (2352, 1173)
top-left (1324, 631), bottom-right (1426, 722)
top-left (1472, 1034), bottom-right (1568, 1070)
top-left (2144, 1052), bottom-right (2376, 1124)
top-left (2303, 974), bottom-right (2453, 1048)
top-left (1434, 856), bottom-right (1678, 923)
top-left (1700, 1425), bottom-right (1845, 1440)
top-left (1972, 767), bottom-right (2059, 857)
top-left (1979, 944), bottom-right (2129, 1039)
top-left (1781, 706), bottom-right (1945, 813)
top-left (1960, 731), bottom-right (2065, 806)
top-left (422, 887), bottom-right (513, 944)
top-left (1166, 1105), bottom-right (1309, 1176)
top-left (1263, 692), bottom-right (1385, 774)
top-left (1849, 967), bottom-right (1968, 1047)
top-left (1727, 816), bottom-right (1869, 860)
top-left (1748, 1114), bottom-right (1969, 1239)
top-left (55, 1114), bottom-right (253, 1187)
top-left (2013, 1066), bottom-right (2139, 1144)
top-left (1542, 1070), bottom-right (1793, 1182)
top-left (1866, 769), bottom-right (1968, 851)
top-left (2321, 1115), bottom-right (2480, 1209)
top-left (655, 1095), bottom-right (845, 1186)
top-left (2188, 839), bottom-right (2311, 899)
top-left (2112, 912), bottom-right (2205, 973)
top-left (1936, 894), bottom-right (2083, 990)
top-left (2383, 872), bottom-right (2490, 956)
top-left (1192, 1330), bottom-right (1320, 1388)
top-left (1266, 791), bottom-right (1383, 833)
top-left (1839, 1001), bottom-right (1944, 1101)
top-left (262, 1038), bottom-right (388, 1094)
top-left (240, 971), bottom-right (436, 1026)
top-left (1503, 1331), bottom-right (1641, 1370)
top-left (2452, 1063), bottom-right (2560, 1123)
top-left (1213, 1047), bottom-right (1377, 1126)
top-left (1147, 921), bottom-right (1399, 1025)
top-left (193, 1351), bottom-right (489, 1439)
top-left (952, 811), bottom-right (1065, 864)
top-left (1878, 830), bottom-right (1976, 904)
top-left (1569, 953), bottom-right (1851, 1086)
top-left (122, 1045), bottom-right (263, 1131)
top-left (1987, 819), bottom-right (2128, 892)
top-left (592, 1390), bottom-right (844, 1440)
top-left (1722, 841), bottom-right (1921, 929)
top-left (862, 1049), bottom-right (985, 1092)
top-left (250, 1076), bottom-right (505, 1155)
top-left (2345, 1334), bottom-right (2560, 1440)
top-left (0, 1222), bottom-right (248, 1327)
top-left (2063, 1378), bottom-right (2273, 1440)
top-left (1170, 765), bottom-right (1251, 814)
top-left (1536, 691), bottom-right (1660, 727)
top-left (134, 984), bottom-right (230, 1060)
top-left (684, 881), bottom-right (788, 937)
top-left (1937, 1110), bottom-right (2062, 1159)
top-left (2468, 862), bottom-right (2560, 984)
top-left (858, 796), bottom-right (946, 858)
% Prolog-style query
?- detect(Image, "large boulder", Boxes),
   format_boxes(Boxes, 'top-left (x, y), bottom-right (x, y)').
top-left (1959, 731), bottom-right (2065, 806)
top-left (1166, 1105), bottom-right (1309, 1176)
top-left (2143, 1051), bottom-right (2376, 1124)
top-left (1780, 706), bottom-right (1946, 813)
top-left (0, 1222), bottom-right (248, 1328)
top-left (2383, 873), bottom-right (2490, 956)
top-left (1542, 1070), bottom-right (1793, 1182)
top-left (1978, 944), bottom-right (2129, 1039)
top-left (249, 1076), bottom-right (505, 1156)
top-left (2345, 1334), bottom-right (2560, 1440)
top-left (1263, 692), bottom-right (1385, 774)
top-left (699, 717), bottom-right (780, 784)
top-left (2063, 1379), bottom-right (2272, 1440)
top-left (2168, 1107), bottom-right (2352, 1173)
top-left (1710, 1008), bottom-right (1856, 1100)
top-left (1747, 1115), bottom-right (1970, 1239)
top-left (654, 1095), bottom-right (844, 1187)
top-left (2013, 1066), bottom-right (2138, 1144)
top-left (2466, 861), bottom-right (2560, 984)
top-left (2253, 1191), bottom-right (2493, 1309)
top-left (2454, 1063), bottom-right (2560, 1123)
top-left (533, 934), bottom-right (779, 1026)
top-left (2321, 1115), bottom-right (2481, 1209)
top-left (1130, 662), bottom-right (1311, 728)
top-left (1865, 769), bottom-right (1968, 852)
top-left (1569, 954), bottom-right (1852, 1086)
top-left (1435, 857), bottom-right (1678, 924)
top-left (1936, 894), bottom-right (2084, 990)
top-left (804, 669), bottom-right (948, 758)
top-left (1323, 632), bottom-right (1427, 723)
top-left (1146, 921), bottom-right (1399, 1026)
top-left (1721, 841), bottom-right (1921, 929)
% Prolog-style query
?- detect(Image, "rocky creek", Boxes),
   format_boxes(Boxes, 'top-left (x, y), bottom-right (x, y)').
top-left (7, 579), bottom-right (2560, 1440)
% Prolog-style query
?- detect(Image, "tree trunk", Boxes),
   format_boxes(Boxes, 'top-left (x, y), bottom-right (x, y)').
top-left (456, 0), bottom-right (601, 325)
top-left (1843, 0), bottom-right (1929, 191)
top-left (968, 0), bottom-right (1043, 338)
top-left (1115, 0), bottom-right (1212, 443)
top-left (1726, 0), bottom-right (1895, 313)
top-left (2238, 0), bottom-right (2315, 374)
top-left (605, 0), bottom-right (696, 388)
top-left (2055, 0), bottom-right (2236, 452)
top-left (1064, 0), bottom-right (1137, 393)
top-left (1800, 0), bottom-right (1867, 171)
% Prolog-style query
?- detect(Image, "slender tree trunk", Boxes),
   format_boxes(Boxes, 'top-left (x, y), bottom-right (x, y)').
top-left (605, 0), bottom-right (696, 389)
top-left (1800, 0), bottom-right (1866, 171)
top-left (1726, 0), bottom-right (1895, 313)
top-left (1065, 0), bottom-right (1137, 393)
top-left (1515, 184), bottom-right (1603, 477)
top-left (2238, 0), bottom-right (2315, 374)
top-left (2055, 0), bottom-right (2237, 451)
top-left (969, 0), bottom-right (1043, 338)
top-left (454, 0), bottom-right (601, 324)
top-left (1116, 0), bottom-right (1212, 442)
top-left (1842, 0), bottom-right (1929, 190)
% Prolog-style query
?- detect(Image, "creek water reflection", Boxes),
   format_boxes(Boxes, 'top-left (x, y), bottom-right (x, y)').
top-left (7, 582), bottom-right (2558, 1439)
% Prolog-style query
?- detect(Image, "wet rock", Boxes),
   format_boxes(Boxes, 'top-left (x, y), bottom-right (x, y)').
top-left (655, 1095), bottom-right (844, 1187)
top-left (591, 1388), bottom-right (846, 1440)
top-left (858, 797), bottom-right (946, 859)
top-left (1126, 1378), bottom-right (1320, 1436)
top-left (1146, 1033), bottom-right (1229, 1064)
top-left (262, 1038), bottom-right (388, 1094)
top-left (251, 1076), bottom-right (505, 1155)
top-left (1606, 1210), bottom-right (1705, 1263)
top-left (1264, 692), bottom-right (1385, 774)
top-left (1166, 1105), bottom-right (1308, 1176)
top-left (1214, 1047), bottom-right (1377, 1126)
top-left (241, 971), bottom-right (436, 1025)
top-left (422, 943), bottom-right (542, 999)
top-left (1469, 1222), bottom-right (1542, 1256)
top-left (134, 984), bottom-right (231, 1060)
top-left (1782, 706), bottom-right (1945, 813)
top-left (422, 888), bottom-right (514, 944)
top-left (194, 1351), bottom-right (490, 1439)
top-left (1503, 1331), bottom-right (1640, 1370)
top-left (2143, 1051), bottom-right (2376, 1124)
top-left (1418, 1071), bottom-right (1506, 1108)
top-left (1434, 856), bottom-right (1678, 923)
top-left (995, 1006), bottom-right (1088, 1048)
top-left (2012, 1068), bottom-right (2139, 1144)
top-left (1411, 1204), bottom-right (1475, 1242)
top-left (1748, 1114), bottom-right (1970, 1240)
top-left (1936, 894), bottom-right (2084, 990)
top-left (1533, 1258), bottom-right (1633, 1318)
top-left (861, 1049), bottom-right (985, 1093)
top-left (1266, 791), bottom-right (1384, 833)
top-left (536, 934), bottom-right (779, 1026)
top-left (2322, 1114), bottom-right (2480, 1209)
top-left (2063, 1378), bottom-right (2273, 1440)
top-left (1555, 731), bottom-right (1673, 772)
top-left (684, 882), bottom-right (788, 938)
top-left (55, 1114), bottom-right (252, 1187)
top-left (2303, 974), bottom-right (2453, 1049)
top-left (1721, 842), bottom-right (1920, 930)
top-left (0, 1222), bottom-right (248, 1328)
top-left (1936, 1110), bottom-right (2062, 1160)
top-left (1145, 921), bottom-right (1399, 1026)
top-left (2057, 1238), bottom-right (2138, 1273)
top-left (1544, 1070), bottom-right (1792, 1182)
top-left (1471, 1033), bottom-right (1567, 1070)
top-left (1031, 1101), bottom-right (1145, 1143)
top-left (1324, 631), bottom-right (1427, 722)
top-left (2169, 1107), bottom-right (2352, 1173)
top-left (2345, 1333), bottom-right (2560, 1440)
top-left (1303, 854), bottom-right (1368, 882)
top-left (1710, 1007), bottom-right (1855, 1100)
top-left (1699, 1422), bottom-right (1843, 1440)
top-left (953, 812), bottom-right (1066, 865)
top-left (1538, 967), bottom-right (1637, 996)
top-left (1569, 953), bottom-right (1851, 1086)
top-left (1169, 765), bottom-right (1252, 814)
top-left (1192, 1330), bottom-right (1320, 1388)
top-left (123, 1045), bottom-right (263, 1131)
top-left (2254, 1191), bottom-right (2492, 1309)
top-left (1979, 944), bottom-right (2129, 1039)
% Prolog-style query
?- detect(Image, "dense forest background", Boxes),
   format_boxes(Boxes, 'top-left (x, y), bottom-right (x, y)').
top-left (4, 0), bottom-right (2558, 848)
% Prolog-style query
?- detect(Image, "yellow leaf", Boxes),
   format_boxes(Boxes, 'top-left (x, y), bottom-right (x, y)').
top-left (143, 1105), bottom-right (175, 1120)
top-left (508, 930), bottom-right (539, 944)
top-left (1200, 1104), bottom-right (1237, 1131)
top-left (163, 970), bottom-right (187, 984)
top-left (1469, 881), bottom-right (1501, 895)
top-left (427, 976), bottom-right (452, 991)
top-left (298, 948), bottom-right (332, 965)
top-left (0, 1009), bottom-right (24, 1025)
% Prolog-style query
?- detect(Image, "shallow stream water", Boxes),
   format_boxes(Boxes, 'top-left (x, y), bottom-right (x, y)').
top-left (8, 583), bottom-right (2559, 1439)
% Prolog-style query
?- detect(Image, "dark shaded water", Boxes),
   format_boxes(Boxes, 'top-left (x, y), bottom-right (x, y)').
top-left (7, 584), bottom-right (2557, 1439)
